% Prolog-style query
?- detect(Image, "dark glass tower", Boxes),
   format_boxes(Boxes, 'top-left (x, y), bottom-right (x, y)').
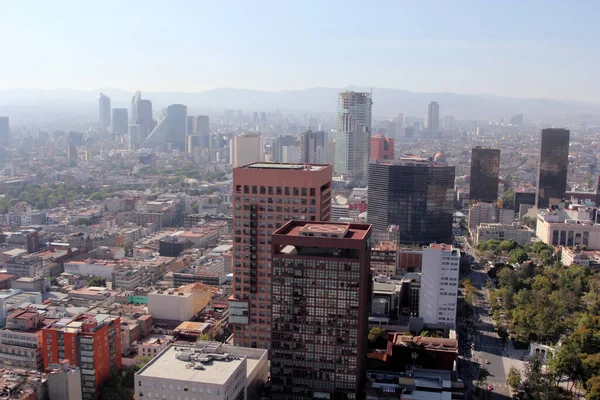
top-left (536, 128), bottom-right (570, 209)
top-left (367, 159), bottom-right (455, 245)
top-left (470, 147), bottom-right (500, 202)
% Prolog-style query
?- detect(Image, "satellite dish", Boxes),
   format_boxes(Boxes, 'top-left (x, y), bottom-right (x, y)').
top-left (336, 195), bottom-right (348, 205)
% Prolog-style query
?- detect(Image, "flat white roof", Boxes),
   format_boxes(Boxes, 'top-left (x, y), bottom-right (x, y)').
top-left (138, 345), bottom-right (244, 385)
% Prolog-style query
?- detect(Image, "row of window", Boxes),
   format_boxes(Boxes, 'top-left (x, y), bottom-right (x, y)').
top-left (235, 185), bottom-right (318, 197)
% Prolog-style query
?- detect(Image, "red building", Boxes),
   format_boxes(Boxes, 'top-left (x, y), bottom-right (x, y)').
top-left (229, 162), bottom-right (332, 349)
top-left (370, 135), bottom-right (394, 160)
top-left (397, 247), bottom-right (423, 273)
top-left (42, 314), bottom-right (122, 399)
top-left (270, 221), bottom-right (372, 399)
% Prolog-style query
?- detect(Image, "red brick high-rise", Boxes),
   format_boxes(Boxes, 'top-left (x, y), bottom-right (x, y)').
top-left (42, 314), bottom-right (122, 399)
top-left (270, 221), bottom-right (372, 399)
top-left (370, 135), bottom-right (394, 160)
top-left (228, 162), bottom-right (332, 349)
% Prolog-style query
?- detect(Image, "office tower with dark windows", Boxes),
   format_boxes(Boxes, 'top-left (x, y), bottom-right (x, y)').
top-left (367, 158), bottom-right (455, 245)
top-left (99, 93), bottom-right (111, 130)
top-left (370, 135), bottom-right (394, 160)
top-left (228, 163), bottom-right (333, 350)
top-left (427, 101), bottom-right (440, 137)
top-left (470, 146), bottom-right (500, 202)
top-left (335, 91), bottom-right (372, 184)
top-left (166, 104), bottom-right (188, 150)
top-left (536, 128), bottom-right (570, 209)
top-left (273, 134), bottom-right (296, 163)
top-left (111, 108), bottom-right (128, 138)
top-left (270, 221), bottom-right (372, 399)
top-left (0, 117), bottom-right (9, 146)
top-left (131, 91), bottom-right (153, 140)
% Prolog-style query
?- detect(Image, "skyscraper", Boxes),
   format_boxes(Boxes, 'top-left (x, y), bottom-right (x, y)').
top-left (367, 158), bottom-right (455, 244)
top-left (0, 117), bottom-right (9, 146)
top-left (196, 115), bottom-right (209, 136)
top-left (99, 93), bottom-right (111, 130)
top-left (131, 91), bottom-right (153, 140)
top-left (128, 124), bottom-right (141, 150)
top-left (511, 114), bottom-right (524, 125)
top-left (300, 129), bottom-right (326, 164)
top-left (186, 116), bottom-right (196, 135)
top-left (335, 91), bottom-right (372, 183)
top-left (111, 108), bottom-right (128, 138)
top-left (470, 147), bottom-right (500, 202)
top-left (229, 163), bottom-right (333, 350)
top-left (166, 104), bottom-right (187, 150)
top-left (231, 132), bottom-right (262, 167)
top-left (427, 101), bottom-right (440, 137)
top-left (270, 221), bottom-right (372, 399)
top-left (370, 135), bottom-right (394, 160)
top-left (536, 128), bottom-right (570, 209)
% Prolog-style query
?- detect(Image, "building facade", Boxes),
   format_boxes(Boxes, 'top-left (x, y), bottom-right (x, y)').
top-left (537, 128), bottom-right (570, 209)
top-left (367, 158), bottom-right (455, 245)
top-left (166, 104), bottom-right (188, 150)
top-left (229, 163), bottom-right (333, 350)
top-left (427, 101), bottom-right (440, 137)
top-left (335, 91), bottom-right (372, 184)
top-left (270, 221), bottom-right (372, 399)
top-left (470, 147), bottom-right (500, 203)
top-left (98, 93), bottom-right (111, 130)
top-left (111, 108), bottom-right (128, 138)
top-left (369, 135), bottom-right (394, 161)
top-left (475, 223), bottom-right (533, 245)
top-left (231, 132), bottom-right (262, 167)
top-left (418, 244), bottom-right (459, 326)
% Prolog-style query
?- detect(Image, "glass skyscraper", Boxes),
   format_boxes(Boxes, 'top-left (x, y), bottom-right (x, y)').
top-left (536, 128), bottom-right (570, 209)
top-left (470, 146), bottom-right (500, 203)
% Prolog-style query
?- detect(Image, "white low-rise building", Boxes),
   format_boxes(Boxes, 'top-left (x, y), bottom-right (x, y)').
top-left (419, 244), bottom-right (459, 327)
top-left (536, 205), bottom-right (600, 249)
top-left (475, 223), bottom-right (534, 245)
top-left (63, 259), bottom-right (119, 280)
top-left (138, 334), bottom-right (173, 359)
top-left (135, 342), bottom-right (268, 400)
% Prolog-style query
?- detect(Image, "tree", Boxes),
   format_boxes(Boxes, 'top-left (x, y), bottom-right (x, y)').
top-left (509, 248), bottom-right (529, 264)
top-left (499, 239), bottom-right (518, 253)
top-left (550, 341), bottom-right (584, 392)
top-left (368, 326), bottom-right (386, 343)
top-left (476, 367), bottom-right (491, 390)
top-left (123, 241), bottom-right (134, 257)
top-left (508, 366), bottom-right (521, 388)
top-left (88, 277), bottom-right (106, 287)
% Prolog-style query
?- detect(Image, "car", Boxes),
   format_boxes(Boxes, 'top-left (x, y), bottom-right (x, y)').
top-left (485, 359), bottom-right (490, 364)
top-left (487, 385), bottom-right (494, 391)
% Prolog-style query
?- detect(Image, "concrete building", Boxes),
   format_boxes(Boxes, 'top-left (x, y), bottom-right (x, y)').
top-left (166, 104), bottom-right (188, 150)
top-left (47, 360), bottom-right (83, 400)
top-left (231, 132), bottom-right (262, 167)
top-left (561, 247), bottom-right (597, 267)
top-left (470, 147), bottom-right (500, 203)
top-left (335, 91), bottom-right (373, 184)
top-left (98, 93), bottom-right (111, 130)
top-left (131, 91), bottom-right (153, 141)
top-left (42, 314), bottom-right (122, 400)
top-left (300, 129), bottom-right (326, 164)
top-left (147, 283), bottom-right (212, 322)
top-left (0, 309), bottom-right (44, 370)
top-left (137, 334), bottom-right (172, 358)
top-left (0, 116), bottom-right (8, 146)
top-left (270, 221), bottom-right (372, 399)
top-left (172, 256), bottom-right (227, 287)
top-left (368, 158), bottom-right (455, 245)
top-left (0, 290), bottom-right (42, 327)
top-left (427, 101), bottom-right (440, 137)
top-left (135, 342), bottom-right (269, 400)
top-left (536, 205), bottom-right (600, 249)
top-left (63, 259), bottom-right (119, 280)
top-left (229, 162), bottom-right (332, 349)
top-left (370, 135), bottom-right (394, 160)
top-left (468, 202), bottom-right (515, 231)
top-left (475, 223), bottom-right (533, 245)
top-left (537, 128), bottom-right (570, 209)
top-left (5, 253), bottom-right (43, 279)
top-left (371, 241), bottom-right (399, 277)
top-left (419, 244), bottom-right (459, 326)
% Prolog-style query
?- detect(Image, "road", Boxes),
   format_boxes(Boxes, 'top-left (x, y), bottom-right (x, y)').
top-left (455, 234), bottom-right (527, 399)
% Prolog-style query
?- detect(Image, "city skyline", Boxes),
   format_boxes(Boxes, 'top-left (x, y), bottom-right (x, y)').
top-left (1, 1), bottom-right (600, 103)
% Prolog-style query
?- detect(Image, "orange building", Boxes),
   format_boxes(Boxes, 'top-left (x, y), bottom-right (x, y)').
top-left (370, 135), bottom-right (394, 160)
top-left (229, 162), bottom-right (332, 349)
top-left (42, 314), bottom-right (122, 400)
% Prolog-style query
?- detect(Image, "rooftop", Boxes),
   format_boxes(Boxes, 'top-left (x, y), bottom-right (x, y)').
top-left (243, 162), bottom-right (328, 171)
top-left (274, 221), bottom-right (370, 241)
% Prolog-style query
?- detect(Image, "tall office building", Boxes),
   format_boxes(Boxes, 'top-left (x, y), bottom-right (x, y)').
top-left (300, 129), bottom-right (326, 164)
top-left (536, 128), bottom-right (570, 209)
top-left (128, 124), bottom-right (141, 150)
top-left (470, 147), bottom-right (500, 202)
top-left (335, 91), bottom-right (372, 183)
top-left (427, 101), bottom-right (440, 137)
top-left (367, 158), bottom-right (455, 245)
top-left (111, 108), bottom-right (128, 138)
top-left (196, 115), bottom-right (209, 136)
top-left (370, 135), bottom-right (394, 160)
top-left (273, 134), bottom-right (295, 163)
top-left (42, 314), bottom-right (122, 400)
top-left (231, 132), bottom-right (262, 167)
top-left (186, 116), bottom-right (196, 135)
top-left (131, 91), bottom-right (153, 140)
top-left (511, 114), bottom-right (524, 125)
top-left (229, 163), bottom-right (333, 350)
top-left (270, 221), bottom-right (372, 399)
top-left (166, 104), bottom-right (187, 150)
top-left (419, 244), bottom-right (460, 326)
top-left (0, 117), bottom-right (8, 146)
top-left (98, 93), bottom-right (111, 130)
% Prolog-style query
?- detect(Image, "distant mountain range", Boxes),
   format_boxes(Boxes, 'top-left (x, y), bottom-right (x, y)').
top-left (1, 86), bottom-right (599, 122)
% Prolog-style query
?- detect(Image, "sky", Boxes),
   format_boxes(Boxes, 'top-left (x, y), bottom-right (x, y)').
top-left (0, 0), bottom-right (599, 102)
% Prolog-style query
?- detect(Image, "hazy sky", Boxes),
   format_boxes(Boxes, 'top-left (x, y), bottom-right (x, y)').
top-left (1, 0), bottom-right (599, 102)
